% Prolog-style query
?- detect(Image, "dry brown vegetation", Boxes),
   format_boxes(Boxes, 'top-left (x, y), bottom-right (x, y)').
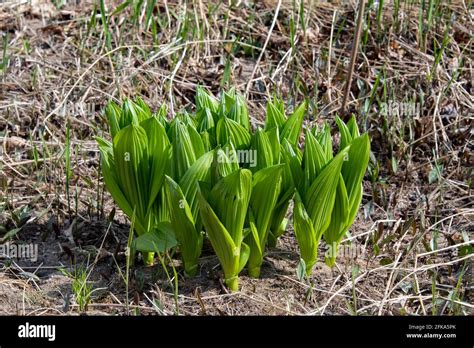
top-left (0, 0), bottom-right (472, 315)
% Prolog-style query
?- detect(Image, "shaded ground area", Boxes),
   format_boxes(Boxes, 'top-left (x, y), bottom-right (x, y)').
top-left (0, 0), bottom-right (472, 315)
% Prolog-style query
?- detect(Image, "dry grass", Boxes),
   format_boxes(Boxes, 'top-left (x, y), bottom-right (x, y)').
top-left (0, 0), bottom-right (472, 316)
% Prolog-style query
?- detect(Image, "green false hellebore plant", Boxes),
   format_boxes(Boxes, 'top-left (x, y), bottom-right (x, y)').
top-left (97, 90), bottom-right (370, 286)
top-left (163, 151), bottom-right (214, 276)
top-left (197, 152), bottom-right (251, 291)
top-left (323, 117), bottom-right (370, 267)
top-left (263, 98), bottom-right (307, 247)
top-left (289, 123), bottom-right (348, 276)
top-left (96, 98), bottom-right (176, 266)
top-left (289, 118), bottom-right (370, 276)
top-left (195, 86), bottom-right (251, 152)
top-left (246, 163), bottom-right (284, 277)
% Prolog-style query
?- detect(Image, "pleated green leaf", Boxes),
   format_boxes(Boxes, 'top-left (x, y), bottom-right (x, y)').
top-left (187, 124), bottom-right (205, 159)
top-left (305, 149), bottom-right (348, 236)
top-left (170, 119), bottom-right (201, 182)
top-left (113, 123), bottom-right (150, 233)
top-left (324, 174), bottom-right (349, 266)
top-left (215, 144), bottom-right (240, 180)
top-left (140, 116), bottom-right (170, 211)
top-left (266, 127), bottom-right (281, 165)
top-left (238, 242), bottom-right (250, 274)
top-left (317, 123), bottom-right (333, 162)
top-left (97, 136), bottom-right (147, 235)
top-left (133, 221), bottom-right (178, 253)
top-left (280, 100), bottom-right (307, 147)
top-left (229, 94), bottom-right (250, 130)
top-left (251, 128), bottom-right (274, 172)
top-left (197, 169), bottom-right (252, 291)
top-left (336, 116), bottom-right (353, 151)
top-left (164, 176), bottom-right (203, 276)
top-left (216, 117), bottom-right (251, 150)
top-left (248, 213), bottom-right (262, 262)
top-left (195, 86), bottom-right (219, 113)
top-left (303, 129), bottom-right (328, 192)
top-left (264, 98), bottom-right (286, 131)
top-left (246, 164), bottom-right (284, 277)
top-left (347, 115), bottom-right (360, 139)
top-left (104, 101), bottom-right (121, 139)
top-left (281, 139), bottom-right (304, 192)
top-left (197, 108), bottom-right (215, 133)
top-left (293, 192), bottom-right (318, 275)
top-left (209, 169), bottom-right (252, 243)
top-left (134, 97), bottom-right (152, 119)
top-left (197, 185), bottom-right (239, 290)
top-left (179, 151), bottom-right (214, 222)
top-left (345, 183), bottom-right (363, 233)
top-left (342, 133), bottom-right (370, 212)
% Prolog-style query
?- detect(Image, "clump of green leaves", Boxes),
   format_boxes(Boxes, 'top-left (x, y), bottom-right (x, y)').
top-left (262, 97), bottom-right (307, 247)
top-left (246, 164), bottom-right (285, 277)
top-left (96, 98), bottom-right (174, 265)
top-left (288, 117), bottom-right (370, 276)
top-left (97, 90), bottom-right (370, 290)
top-left (197, 168), bottom-right (252, 291)
top-left (164, 151), bottom-right (214, 276)
top-left (324, 117), bottom-right (370, 267)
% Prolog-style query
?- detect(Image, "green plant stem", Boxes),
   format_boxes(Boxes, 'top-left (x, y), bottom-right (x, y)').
top-left (143, 251), bottom-right (155, 266)
top-left (305, 259), bottom-right (317, 277)
top-left (225, 276), bottom-right (239, 292)
top-left (248, 265), bottom-right (261, 278)
top-left (325, 241), bottom-right (339, 268)
top-left (268, 218), bottom-right (288, 248)
top-left (184, 260), bottom-right (198, 277)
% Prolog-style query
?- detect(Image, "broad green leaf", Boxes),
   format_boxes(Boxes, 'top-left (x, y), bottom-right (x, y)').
top-left (296, 258), bottom-right (306, 281)
top-left (247, 165), bottom-right (284, 276)
top-left (134, 97), bottom-right (152, 119)
top-left (248, 214), bottom-right (262, 259)
top-left (195, 86), bottom-right (219, 113)
top-left (266, 127), bottom-right (281, 164)
top-left (265, 98), bottom-right (286, 130)
top-left (164, 176), bottom-right (203, 275)
top-left (104, 101), bottom-right (121, 139)
top-left (209, 169), bottom-right (252, 243)
top-left (324, 174), bottom-right (350, 246)
top-left (305, 149), bottom-right (347, 237)
top-left (238, 242), bottom-right (250, 274)
top-left (140, 116), bottom-right (170, 211)
top-left (187, 124), bottom-right (205, 160)
top-left (216, 117), bottom-right (251, 150)
top-left (347, 115), bottom-right (360, 139)
top-left (281, 139), bottom-right (304, 192)
top-left (215, 144), bottom-right (240, 180)
top-left (336, 116), bottom-right (353, 151)
top-left (344, 182), bottom-right (363, 232)
top-left (197, 108), bottom-right (215, 133)
top-left (303, 129), bottom-right (328, 191)
top-left (113, 123), bottom-right (150, 232)
top-left (293, 192), bottom-right (318, 275)
top-left (197, 185), bottom-right (238, 281)
top-left (342, 134), bottom-right (370, 211)
top-left (229, 94), bottom-right (250, 130)
top-left (280, 100), bottom-right (306, 146)
top-left (250, 165), bottom-right (284, 244)
top-left (133, 222), bottom-right (177, 253)
top-left (317, 123), bottom-right (333, 161)
top-left (154, 104), bottom-right (169, 130)
top-left (251, 128), bottom-right (274, 172)
top-left (170, 119), bottom-right (200, 182)
top-left (179, 151), bottom-right (214, 221)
